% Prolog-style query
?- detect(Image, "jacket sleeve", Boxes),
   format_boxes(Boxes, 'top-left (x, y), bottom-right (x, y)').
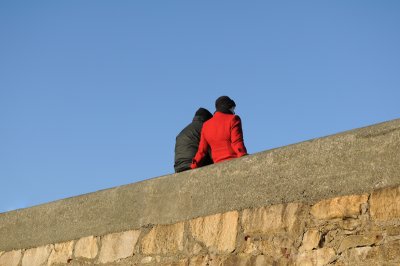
top-left (231, 115), bottom-right (248, 157)
top-left (191, 130), bottom-right (209, 169)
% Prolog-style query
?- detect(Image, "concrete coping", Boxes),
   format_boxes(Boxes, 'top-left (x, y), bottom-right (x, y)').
top-left (0, 118), bottom-right (400, 251)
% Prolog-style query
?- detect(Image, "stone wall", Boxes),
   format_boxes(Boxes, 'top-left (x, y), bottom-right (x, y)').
top-left (1, 118), bottom-right (400, 265)
top-left (1, 185), bottom-right (399, 265)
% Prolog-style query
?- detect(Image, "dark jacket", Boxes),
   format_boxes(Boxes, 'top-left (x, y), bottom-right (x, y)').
top-left (174, 113), bottom-right (213, 173)
top-left (191, 111), bottom-right (247, 169)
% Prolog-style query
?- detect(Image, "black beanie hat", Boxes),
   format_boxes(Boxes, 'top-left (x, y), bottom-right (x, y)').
top-left (215, 96), bottom-right (236, 113)
top-left (195, 108), bottom-right (213, 120)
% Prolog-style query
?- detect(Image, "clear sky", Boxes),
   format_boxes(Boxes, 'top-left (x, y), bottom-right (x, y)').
top-left (1, 1), bottom-right (399, 213)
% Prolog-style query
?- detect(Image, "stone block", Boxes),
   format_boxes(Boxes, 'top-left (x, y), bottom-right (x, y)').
top-left (252, 255), bottom-right (276, 266)
top-left (370, 186), bottom-right (400, 222)
top-left (189, 242), bottom-right (203, 255)
top-left (242, 203), bottom-right (303, 234)
top-left (380, 240), bottom-right (400, 261)
top-left (338, 234), bottom-right (381, 253)
top-left (222, 255), bottom-right (251, 266)
top-left (189, 255), bottom-right (209, 266)
top-left (74, 235), bottom-right (98, 259)
top-left (259, 235), bottom-right (295, 260)
top-left (296, 247), bottom-right (336, 266)
top-left (22, 245), bottom-right (53, 266)
top-left (97, 230), bottom-right (140, 263)
top-left (0, 250), bottom-right (22, 266)
top-left (141, 256), bottom-right (153, 263)
top-left (310, 194), bottom-right (368, 220)
top-left (300, 229), bottom-right (321, 252)
top-left (337, 246), bottom-right (375, 265)
top-left (220, 254), bottom-right (277, 266)
top-left (141, 222), bottom-right (185, 255)
top-left (189, 211), bottom-right (238, 253)
top-left (242, 237), bottom-right (259, 255)
top-left (47, 241), bottom-right (74, 265)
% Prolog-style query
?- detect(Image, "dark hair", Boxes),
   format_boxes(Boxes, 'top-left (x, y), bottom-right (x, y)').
top-left (215, 96), bottom-right (236, 114)
top-left (195, 108), bottom-right (213, 120)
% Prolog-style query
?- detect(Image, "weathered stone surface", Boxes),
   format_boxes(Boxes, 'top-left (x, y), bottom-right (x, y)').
top-left (259, 235), bottom-right (296, 260)
top-left (300, 229), bottom-right (321, 252)
top-left (141, 222), bottom-right (185, 255)
top-left (97, 230), bottom-right (140, 263)
top-left (370, 186), bottom-right (400, 222)
top-left (339, 218), bottom-right (362, 231)
top-left (310, 194), bottom-right (368, 220)
top-left (141, 256), bottom-right (153, 263)
top-left (189, 255), bottom-right (209, 266)
top-left (189, 211), bottom-right (238, 253)
top-left (296, 247), bottom-right (336, 266)
top-left (252, 255), bottom-right (276, 266)
top-left (0, 250), bottom-right (22, 266)
top-left (337, 246), bottom-right (375, 265)
top-left (338, 234), bottom-right (381, 253)
top-left (160, 259), bottom-right (188, 266)
top-left (379, 240), bottom-right (400, 261)
top-left (47, 241), bottom-right (74, 265)
top-left (242, 236), bottom-right (259, 255)
top-left (2, 119), bottom-right (400, 253)
top-left (22, 245), bottom-right (53, 266)
top-left (219, 254), bottom-right (278, 266)
top-left (337, 241), bottom-right (400, 265)
top-left (221, 255), bottom-right (252, 266)
top-left (74, 235), bottom-right (98, 259)
top-left (384, 225), bottom-right (400, 236)
top-left (189, 242), bottom-right (203, 255)
top-left (242, 203), bottom-right (303, 234)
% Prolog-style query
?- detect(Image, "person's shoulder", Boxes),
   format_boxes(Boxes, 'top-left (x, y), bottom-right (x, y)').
top-left (232, 114), bottom-right (241, 120)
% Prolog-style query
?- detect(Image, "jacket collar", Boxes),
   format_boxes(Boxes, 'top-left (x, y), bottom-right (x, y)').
top-left (214, 111), bottom-right (234, 117)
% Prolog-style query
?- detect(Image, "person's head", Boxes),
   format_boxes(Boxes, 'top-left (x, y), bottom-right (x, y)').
top-left (215, 96), bottom-right (236, 114)
top-left (195, 108), bottom-right (213, 121)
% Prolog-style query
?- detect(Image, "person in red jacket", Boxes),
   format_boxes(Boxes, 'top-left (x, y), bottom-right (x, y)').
top-left (191, 96), bottom-right (248, 169)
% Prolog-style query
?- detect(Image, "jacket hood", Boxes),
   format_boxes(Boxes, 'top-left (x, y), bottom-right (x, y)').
top-left (193, 108), bottom-right (213, 122)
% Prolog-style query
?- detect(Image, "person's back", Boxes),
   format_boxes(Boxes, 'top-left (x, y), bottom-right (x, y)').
top-left (174, 108), bottom-right (213, 173)
top-left (191, 96), bottom-right (248, 168)
top-left (201, 112), bottom-right (247, 163)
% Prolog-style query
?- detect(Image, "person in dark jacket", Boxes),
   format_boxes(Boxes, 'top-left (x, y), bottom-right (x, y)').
top-left (174, 108), bottom-right (213, 173)
top-left (191, 96), bottom-right (247, 169)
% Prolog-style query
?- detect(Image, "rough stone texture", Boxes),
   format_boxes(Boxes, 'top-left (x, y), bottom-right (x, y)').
top-left (242, 203), bottom-right (302, 234)
top-left (370, 186), bottom-right (400, 222)
top-left (189, 211), bottom-right (238, 253)
top-left (74, 236), bottom-right (98, 259)
top-left (140, 256), bottom-right (153, 263)
top-left (300, 229), bottom-right (321, 252)
top-left (1, 119), bottom-right (399, 252)
top-left (47, 241), bottom-right (74, 265)
top-left (97, 230), bottom-right (140, 263)
top-left (338, 234), bottom-right (380, 253)
top-left (310, 194), bottom-right (368, 220)
top-left (0, 120), bottom-right (399, 265)
top-left (0, 250), bottom-right (22, 266)
top-left (296, 247), bottom-right (336, 266)
top-left (337, 246), bottom-right (374, 265)
top-left (141, 222), bottom-right (185, 255)
top-left (0, 186), bottom-right (399, 265)
top-left (158, 259), bottom-right (188, 266)
top-left (22, 245), bottom-right (53, 266)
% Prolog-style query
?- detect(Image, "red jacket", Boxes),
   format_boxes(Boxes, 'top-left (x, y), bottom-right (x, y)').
top-left (191, 112), bottom-right (247, 168)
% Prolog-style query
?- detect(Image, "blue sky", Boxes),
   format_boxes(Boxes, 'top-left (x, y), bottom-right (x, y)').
top-left (1, 1), bottom-right (399, 213)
